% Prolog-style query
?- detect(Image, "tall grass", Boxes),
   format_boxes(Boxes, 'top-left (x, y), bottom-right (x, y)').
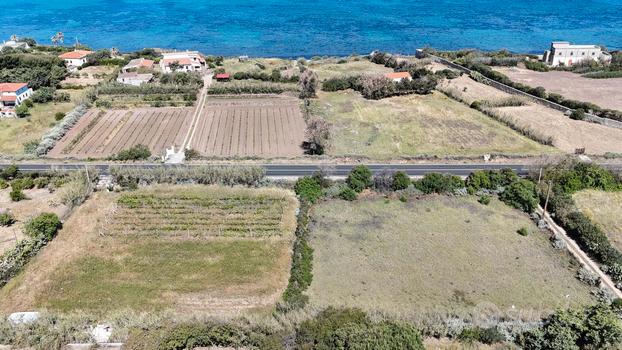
top-left (109, 165), bottom-right (266, 187)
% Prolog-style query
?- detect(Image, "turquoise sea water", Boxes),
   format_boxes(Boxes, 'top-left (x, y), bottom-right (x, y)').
top-left (1, 0), bottom-right (621, 56)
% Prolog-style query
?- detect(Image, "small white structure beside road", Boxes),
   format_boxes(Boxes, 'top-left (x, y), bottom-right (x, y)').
top-left (543, 41), bottom-right (612, 67)
top-left (117, 72), bottom-right (153, 86)
top-left (58, 50), bottom-right (93, 71)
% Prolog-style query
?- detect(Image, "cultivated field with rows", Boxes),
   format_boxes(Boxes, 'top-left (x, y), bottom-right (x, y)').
top-left (0, 185), bottom-right (298, 315)
top-left (189, 96), bottom-right (306, 158)
top-left (48, 107), bottom-right (194, 159)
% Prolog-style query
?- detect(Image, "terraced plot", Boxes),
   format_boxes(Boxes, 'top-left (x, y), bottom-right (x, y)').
top-left (48, 107), bottom-right (193, 158)
top-left (189, 96), bottom-right (306, 158)
top-left (0, 186), bottom-right (298, 315)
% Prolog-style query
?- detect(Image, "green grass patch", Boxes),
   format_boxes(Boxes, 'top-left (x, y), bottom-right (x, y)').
top-left (573, 190), bottom-right (622, 253)
top-left (308, 196), bottom-right (593, 317)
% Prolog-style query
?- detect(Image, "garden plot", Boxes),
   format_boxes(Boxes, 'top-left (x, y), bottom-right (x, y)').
top-left (439, 75), bottom-right (622, 154)
top-left (574, 190), bottom-right (622, 253)
top-left (48, 107), bottom-right (193, 159)
top-left (307, 196), bottom-right (593, 318)
top-left (189, 96), bottom-right (306, 158)
top-left (314, 90), bottom-right (553, 159)
top-left (494, 67), bottom-right (622, 111)
top-left (0, 185), bottom-right (298, 316)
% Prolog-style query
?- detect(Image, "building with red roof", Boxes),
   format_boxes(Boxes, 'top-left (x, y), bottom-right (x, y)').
top-left (159, 51), bottom-right (206, 73)
top-left (0, 82), bottom-right (33, 118)
top-left (58, 50), bottom-right (93, 71)
top-left (215, 73), bottom-right (231, 81)
top-left (384, 72), bottom-right (412, 82)
top-left (122, 58), bottom-right (155, 73)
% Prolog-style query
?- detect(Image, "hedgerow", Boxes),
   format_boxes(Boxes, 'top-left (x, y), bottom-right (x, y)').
top-left (110, 165), bottom-right (265, 187)
top-left (35, 104), bottom-right (89, 156)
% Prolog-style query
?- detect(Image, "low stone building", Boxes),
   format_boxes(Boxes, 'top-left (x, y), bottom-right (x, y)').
top-left (543, 41), bottom-right (612, 67)
top-left (116, 72), bottom-right (153, 86)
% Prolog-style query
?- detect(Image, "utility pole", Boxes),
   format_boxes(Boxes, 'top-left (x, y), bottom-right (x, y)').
top-left (537, 168), bottom-right (543, 185)
top-left (543, 180), bottom-right (552, 215)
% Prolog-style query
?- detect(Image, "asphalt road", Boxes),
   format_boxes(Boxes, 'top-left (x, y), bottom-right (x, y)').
top-left (0, 163), bottom-right (534, 177)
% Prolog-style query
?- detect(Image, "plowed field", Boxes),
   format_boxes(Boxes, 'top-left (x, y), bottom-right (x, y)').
top-left (189, 96), bottom-right (305, 157)
top-left (48, 107), bottom-right (193, 158)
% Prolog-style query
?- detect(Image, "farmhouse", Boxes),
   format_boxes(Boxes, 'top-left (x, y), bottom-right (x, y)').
top-left (385, 72), bottom-right (412, 82)
top-left (159, 51), bottom-right (206, 73)
top-left (58, 50), bottom-right (93, 71)
top-left (122, 58), bottom-right (154, 73)
top-left (116, 72), bottom-right (154, 86)
top-left (543, 41), bottom-right (612, 67)
top-left (0, 82), bottom-right (33, 118)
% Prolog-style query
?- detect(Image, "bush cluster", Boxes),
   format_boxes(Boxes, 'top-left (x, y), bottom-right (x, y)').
top-left (280, 200), bottom-right (314, 310)
top-left (36, 104), bottom-right (89, 156)
top-left (415, 173), bottom-right (463, 194)
top-left (524, 60), bottom-right (549, 72)
top-left (110, 165), bottom-right (265, 187)
top-left (233, 70), bottom-right (299, 83)
top-left (112, 144), bottom-right (152, 161)
top-left (459, 326), bottom-right (505, 344)
top-left (207, 81), bottom-right (297, 95)
top-left (24, 213), bottom-right (62, 241)
top-left (582, 70), bottom-right (622, 79)
top-left (0, 211), bottom-right (15, 227)
top-left (294, 176), bottom-right (324, 203)
top-left (346, 165), bottom-right (373, 193)
top-left (321, 72), bottom-right (438, 99)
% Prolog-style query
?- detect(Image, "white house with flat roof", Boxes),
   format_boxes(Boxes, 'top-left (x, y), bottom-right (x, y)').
top-left (58, 50), bottom-right (93, 71)
top-left (0, 82), bottom-right (33, 118)
top-left (543, 41), bottom-right (612, 67)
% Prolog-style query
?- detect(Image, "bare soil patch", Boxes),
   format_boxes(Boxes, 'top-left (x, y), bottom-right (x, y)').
top-left (48, 107), bottom-right (194, 159)
top-left (441, 75), bottom-right (622, 155)
top-left (494, 67), bottom-right (622, 111)
top-left (189, 96), bottom-right (306, 158)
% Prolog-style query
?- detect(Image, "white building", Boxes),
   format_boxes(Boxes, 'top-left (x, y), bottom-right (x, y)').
top-left (116, 72), bottom-right (154, 86)
top-left (159, 51), bottom-right (206, 73)
top-left (122, 58), bottom-right (155, 73)
top-left (58, 50), bottom-right (93, 71)
top-left (0, 36), bottom-right (30, 51)
top-left (543, 41), bottom-right (612, 67)
top-left (0, 82), bottom-right (33, 118)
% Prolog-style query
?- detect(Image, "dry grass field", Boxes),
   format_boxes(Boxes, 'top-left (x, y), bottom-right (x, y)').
top-left (0, 89), bottom-right (83, 154)
top-left (221, 58), bottom-right (294, 74)
top-left (48, 107), bottom-right (194, 159)
top-left (0, 185), bottom-right (298, 316)
top-left (440, 75), bottom-right (622, 155)
top-left (307, 196), bottom-right (593, 317)
top-left (189, 96), bottom-right (306, 158)
top-left (307, 57), bottom-right (394, 81)
top-left (0, 188), bottom-right (68, 255)
top-left (494, 66), bottom-right (622, 111)
top-left (573, 190), bottom-right (622, 253)
top-left (60, 65), bottom-right (116, 87)
top-left (314, 90), bottom-right (554, 159)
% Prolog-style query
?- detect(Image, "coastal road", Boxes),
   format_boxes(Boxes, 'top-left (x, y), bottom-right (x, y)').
top-left (0, 163), bottom-right (534, 177)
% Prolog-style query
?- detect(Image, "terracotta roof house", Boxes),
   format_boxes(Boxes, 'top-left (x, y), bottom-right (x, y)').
top-left (384, 72), bottom-right (412, 82)
top-left (122, 58), bottom-right (155, 73)
top-left (58, 50), bottom-right (93, 71)
top-left (0, 82), bottom-right (33, 118)
top-left (159, 51), bottom-right (206, 73)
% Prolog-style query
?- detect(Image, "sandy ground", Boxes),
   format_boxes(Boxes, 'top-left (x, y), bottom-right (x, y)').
top-left (0, 188), bottom-right (68, 255)
top-left (494, 66), bottom-right (622, 111)
top-left (440, 75), bottom-right (622, 155)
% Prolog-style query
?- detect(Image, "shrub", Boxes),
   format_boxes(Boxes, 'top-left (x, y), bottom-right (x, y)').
top-left (110, 165), bottom-right (265, 187)
top-left (294, 176), bottom-right (323, 203)
top-left (0, 212), bottom-right (15, 227)
top-left (415, 173), bottom-right (464, 194)
top-left (517, 227), bottom-right (529, 236)
top-left (322, 75), bottom-right (359, 91)
top-left (478, 195), bottom-right (491, 205)
top-left (0, 237), bottom-right (49, 289)
top-left (33, 177), bottom-right (49, 189)
top-left (299, 69), bottom-right (318, 99)
top-left (54, 112), bottom-right (65, 121)
top-left (391, 171), bottom-right (410, 191)
top-left (296, 307), bottom-right (424, 350)
top-left (303, 116), bottom-right (331, 155)
top-left (15, 104), bottom-right (29, 118)
top-left (31, 86), bottom-right (55, 103)
top-left (346, 165), bottom-right (373, 193)
top-left (36, 104), bottom-right (89, 156)
top-left (570, 108), bottom-right (586, 121)
top-left (113, 144), bottom-right (151, 161)
top-left (500, 179), bottom-right (538, 213)
top-left (24, 213), bottom-right (62, 241)
top-left (281, 201), bottom-right (313, 310)
top-left (339, 187), bottom-right (358, 201)
top-left (1, 165), bottom-right (19, 180)
top-left (9, 186), bottom-right (26, 202)
top-left (12, 177), bottom-right (35, 190)
top-left (582, 70), bottom-right (622, 79)
top-left (459, 326), bottom-right (505, 345)
top-left (0, 179), bottom-right (8, 189)
top-left (524, 60), bottom-right (549, 72)
top-left (184, 148), bottom-right (200, 160)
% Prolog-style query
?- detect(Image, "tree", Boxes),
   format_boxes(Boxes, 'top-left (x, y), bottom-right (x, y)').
top-left (357, 75), bottom-right (395, 99)
top-left (24, 213), bottom-right (62, 241)
top-left (339, 187), bottom-right (358, 201)
top-left (303, 116), bottom-right (331, 155)
top-left (570, 108), bottom-right (586, 121)
top-left (346, 165), bottom-right (373, 193)
top-left (1, 164), bottom-right (19, 180)
top-left (415, 173), bottom-right (463, 194)
top-left (299, 69), bottom-right (318, 99)
top-left (113, 144), bottom-right (151, 161)
top-left (31, 87), bottom-right (55, 103)
top-left (294, 176), bottom-right (323, 203)
top-left (392, 171), bottom-right (410, 191)
top-left (15, 104), bottom-right (29, 118)
top-left (500, 179), bottom-right (538, 213)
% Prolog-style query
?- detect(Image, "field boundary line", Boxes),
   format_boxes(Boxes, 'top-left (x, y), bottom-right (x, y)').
top-left (538, 205), bottom-right (622, 299)
top-left (183, 74), bottom-right (212, 150)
